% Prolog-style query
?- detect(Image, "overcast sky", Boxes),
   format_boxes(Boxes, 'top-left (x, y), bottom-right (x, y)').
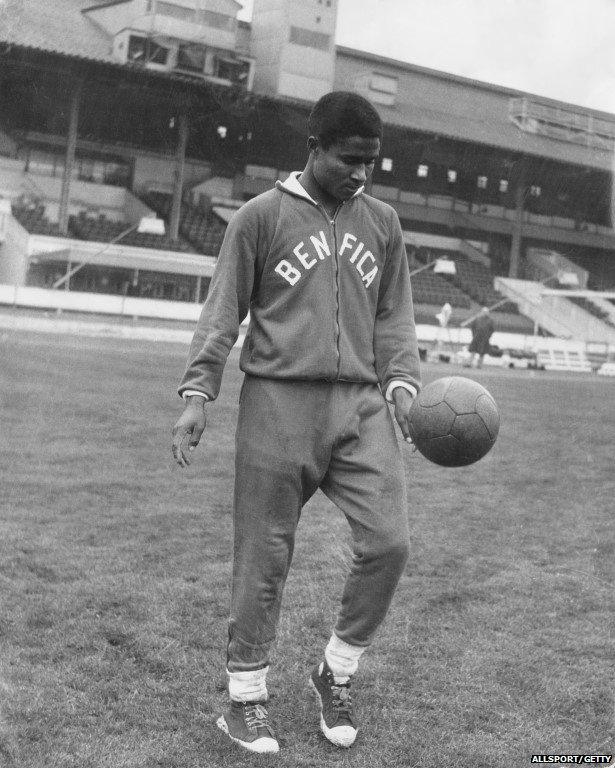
top-left (237, 0), bottom-right (615, 114)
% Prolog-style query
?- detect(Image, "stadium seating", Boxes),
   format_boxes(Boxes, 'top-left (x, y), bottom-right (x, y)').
top-left (11, 200), bottom-right (60, 236)
top-left (141, 192), bottom-right (227, 257)
top-left (408, 249), bottom-right (472, 308)
top-left (11, 200), bottom-right (193, 252)
top-left (410, 270), bottom-right (472, 309)
top-left (68, 211), bottom-right (193, 252)
top-left (566, 295), bottom-right (615, 328)
top-left (445, 254), bottom-right (519, 313)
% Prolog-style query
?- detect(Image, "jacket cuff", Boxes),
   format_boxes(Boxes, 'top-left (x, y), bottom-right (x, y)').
top-left (385, 380), bottom-right (418, 403)
top-left (181, 390), bottom-right (210, 401)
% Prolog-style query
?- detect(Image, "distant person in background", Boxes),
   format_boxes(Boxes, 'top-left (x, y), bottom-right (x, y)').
top-left (466, 307), bottom-right (495, 368)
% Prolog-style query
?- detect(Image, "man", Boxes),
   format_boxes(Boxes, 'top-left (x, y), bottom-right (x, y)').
top-left (171, 91), bottom-right (421, 754)
top-left (466, 307), bottom-right (495, 368)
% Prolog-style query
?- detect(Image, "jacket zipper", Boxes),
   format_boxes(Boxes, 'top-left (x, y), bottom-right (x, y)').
top-left (327, 206), bottom-right (342, 379)
top-left (314, 201), bottom-right (343, 379)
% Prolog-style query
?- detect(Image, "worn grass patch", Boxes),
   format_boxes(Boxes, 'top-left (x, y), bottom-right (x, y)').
top-left (1, 331), bottom-right (614, 767)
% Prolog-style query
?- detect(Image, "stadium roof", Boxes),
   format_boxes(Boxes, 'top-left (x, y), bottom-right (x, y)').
top-left (4, 1), bottom-right (613, 121)
top-left (0, 0), bottom-right (114, 63)
top-left (0, 0), bottom-right (249, 65)
top-left (334, 45), bottom-right (615, 170)
top-left (336, 45), bottom-right (615, 121)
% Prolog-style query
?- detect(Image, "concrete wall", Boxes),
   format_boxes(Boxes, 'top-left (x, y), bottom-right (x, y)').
top-left (132, 154), bottom-right (212, 194)
top-left (0, 129), bottom-right (18, 157)
top-left (250, 0), bottom-right (286, 96)
top-left (0, 283), bottom-right (204, 321)
top-left (84, 0), bottom-right (150, 38)
top-left (251, 0), bottom-right (337, 99)
top-left (0, 216), bottom-right (30, 285)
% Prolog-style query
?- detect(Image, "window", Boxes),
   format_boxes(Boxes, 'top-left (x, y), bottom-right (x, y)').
top-left (381, 158), bottom-right (393, 172)
top-left (289, 26), bottom-right (331, 50)
top-left (128, 35), bottom-right (169, 65)
top-left (477, 175), bottom-right (488, 189)
top-left (28, 151), bottom-right (55, 176)
top-left (417, 164), bottom-right (429, 178)
top-left (215, 57), bottom-right (251, 85)
top-left (371, 73), bottom-right (397, 95)
top-left (447, 169), bottom-right (457, 183)
top-left (156, 1), bottom-right (196, 22)
top-left (499, 179), bottom-right (509, 193)
top-left (177, 43), bottom-right (206, 73)
top-left (201, 9), bottom-right (236, 32)
top-left (366, 72), bottom-right (397, 106)
top-left (78, 158), bottom-right (94, 182)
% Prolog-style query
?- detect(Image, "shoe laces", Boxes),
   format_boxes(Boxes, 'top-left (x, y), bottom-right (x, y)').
top-left (328, 676), bottom-right (353, 715)
top-left (244, 703), bottom-right (272, 730)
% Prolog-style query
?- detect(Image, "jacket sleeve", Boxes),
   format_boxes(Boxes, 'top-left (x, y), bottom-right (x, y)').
top-left (373, 209), bottom-right (422, 396)
top-left (177, 204), bottom-right (258, 401)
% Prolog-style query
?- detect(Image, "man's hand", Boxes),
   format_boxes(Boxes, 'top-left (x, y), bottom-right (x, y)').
top-left (171, 396), bottom-right (207, 467)
top-left (392, 387), bottom-right (416, 446)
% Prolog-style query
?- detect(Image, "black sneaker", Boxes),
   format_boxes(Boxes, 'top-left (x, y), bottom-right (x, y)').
top-left (309, 662), bottom-right (358, 747)
top-left (216, 700), bottom-right (279, 754)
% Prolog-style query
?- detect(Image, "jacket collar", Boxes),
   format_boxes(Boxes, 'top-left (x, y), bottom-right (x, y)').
top-left (276, 171), bottom-right (364, 206)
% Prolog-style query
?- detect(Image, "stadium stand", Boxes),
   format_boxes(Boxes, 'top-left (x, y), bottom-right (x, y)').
top-left (409, 268), bottom-right (472, 309)
top-left (408, 248), bottom-right (472, 308)
top-left (447, 255), bottom-right (519, 313)
top-left (1, 0), bottom-right (614, 350)
top-left (566, 295), bottom-right (615, 328)
top-left (11, 198), bottom-right (194, 252)
top-left (11, 200), bottom-right (60, 236)
top-left (68, 211), bottom-right (194, 252)
top-left (142, 192), bottom-right (227, 257)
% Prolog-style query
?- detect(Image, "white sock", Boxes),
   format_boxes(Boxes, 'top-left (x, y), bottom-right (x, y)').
top-left (227, 666), bottom-right (269, 703)
top-left (324, 634), bottom-right (366, 683)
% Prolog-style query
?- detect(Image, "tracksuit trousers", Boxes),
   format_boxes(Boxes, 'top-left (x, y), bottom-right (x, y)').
top-left (227, 375), bottom-right (410, 673)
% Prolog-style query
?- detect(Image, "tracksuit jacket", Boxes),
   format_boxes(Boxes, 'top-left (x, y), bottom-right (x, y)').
top-left (178, 172), bottom-right (421, 400)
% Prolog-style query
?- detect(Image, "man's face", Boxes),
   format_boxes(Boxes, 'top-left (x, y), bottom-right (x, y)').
top-left (311, 135), bottom-right (381, 202)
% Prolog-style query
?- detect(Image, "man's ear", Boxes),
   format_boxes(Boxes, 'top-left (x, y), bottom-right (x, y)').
top-left (307, 135), bottom-right (319, 153)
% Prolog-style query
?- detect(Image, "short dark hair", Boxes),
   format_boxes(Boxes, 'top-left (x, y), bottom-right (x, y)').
top-left (308, 91), bottom-right (382, 149)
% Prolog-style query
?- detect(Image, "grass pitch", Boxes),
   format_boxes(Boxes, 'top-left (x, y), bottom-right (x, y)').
top-left (0, 330), bottom-right (613, 767)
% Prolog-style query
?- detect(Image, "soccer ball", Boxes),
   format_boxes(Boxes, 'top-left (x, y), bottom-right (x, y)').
top-left (408, 376), bottom-right (500, 467)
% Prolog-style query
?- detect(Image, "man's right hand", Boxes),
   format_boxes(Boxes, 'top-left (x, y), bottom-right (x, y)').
top-left (171, 396), bottom-right (207, 468)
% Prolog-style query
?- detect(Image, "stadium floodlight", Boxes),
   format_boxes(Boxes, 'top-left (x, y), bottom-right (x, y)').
top-left (51, 215), bottom-right (166, 290)
top-left (409, 257), bottom-right (456, 277)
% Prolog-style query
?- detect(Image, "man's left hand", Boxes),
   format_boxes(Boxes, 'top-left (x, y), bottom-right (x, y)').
top-left (392, 387), bottom-right (416, 446)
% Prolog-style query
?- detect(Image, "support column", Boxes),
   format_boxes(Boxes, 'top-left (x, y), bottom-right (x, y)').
top-left (169, 111), bottom-right (189, 243)
top-left (58, 78), bottom-right (83, 237)
top-left (509, 163), bottom-right (526, 278)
